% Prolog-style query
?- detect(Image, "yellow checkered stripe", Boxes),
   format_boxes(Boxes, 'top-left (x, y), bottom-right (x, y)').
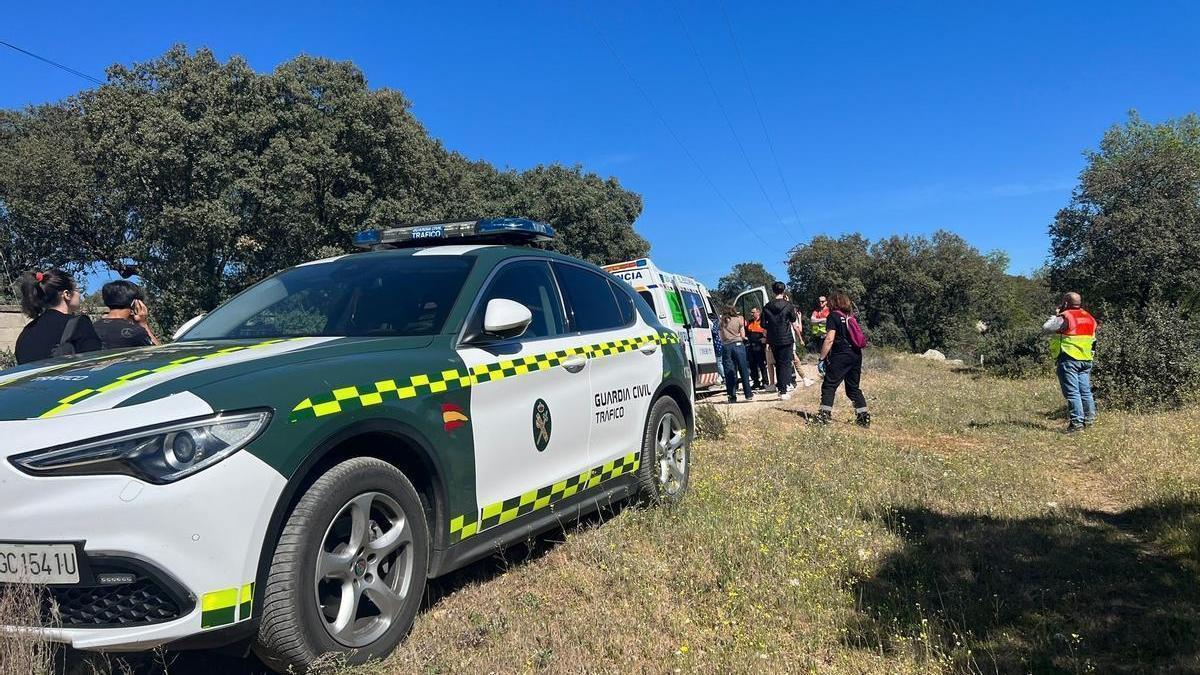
top-left (290, 331), bottom-right (679, 422)
top-left (38, 339), bottom-right (294, 418)
top-left (449, 452), bottom-right (641, 543)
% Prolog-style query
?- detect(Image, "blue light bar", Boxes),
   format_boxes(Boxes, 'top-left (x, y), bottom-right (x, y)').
top-left (352, 218), bottom-right (556, 249)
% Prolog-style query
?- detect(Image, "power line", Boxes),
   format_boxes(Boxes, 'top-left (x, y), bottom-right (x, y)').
top-left (670, 0), bottom-right (798, 242)
top-left (581, 9), bottom-right (772, 248)
top-left (718, 2), bottom-right (805, 238)
top-left (0, 40), bottom-right (104, 85)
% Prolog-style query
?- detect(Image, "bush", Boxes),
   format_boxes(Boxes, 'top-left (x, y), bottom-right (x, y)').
top-left (0, 348), bottom-right (14, 371)
top-left (1093, 304), bottom-right (1200, 410)
top-left (694, 404), bottom-right (728, 440)
top-left (980, 326), bottom-right (1052, 378)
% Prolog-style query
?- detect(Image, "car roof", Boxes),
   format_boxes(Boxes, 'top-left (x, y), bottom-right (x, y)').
top-left (296, 244), bottom-right (601, 271)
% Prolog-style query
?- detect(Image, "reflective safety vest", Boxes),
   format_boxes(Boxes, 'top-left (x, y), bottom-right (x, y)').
top-left (1050, 308), bottom-right (1097, 361)
top-left (809, 308), bottom-right (829, 336)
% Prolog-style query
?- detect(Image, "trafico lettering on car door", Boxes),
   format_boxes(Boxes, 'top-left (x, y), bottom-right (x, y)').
top-left (594, 383), bottom-right (651, 424)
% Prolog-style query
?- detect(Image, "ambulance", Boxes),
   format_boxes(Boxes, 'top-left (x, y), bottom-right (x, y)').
top-left (602, 258), bottom-right (720, 390)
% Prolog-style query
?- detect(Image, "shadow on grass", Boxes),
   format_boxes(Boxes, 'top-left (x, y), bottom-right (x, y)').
top-left (847, 502), bottom-right (1200, 673)
top-left (60, 505), bottom-right (628, 674)
top-left (966, 418), bottom-right (1061, 432)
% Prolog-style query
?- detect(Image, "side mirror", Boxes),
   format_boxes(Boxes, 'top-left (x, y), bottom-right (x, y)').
top-left (482, 299), bottom-right (533, 339)
top-left (172, 314), bottom-right (206, 341)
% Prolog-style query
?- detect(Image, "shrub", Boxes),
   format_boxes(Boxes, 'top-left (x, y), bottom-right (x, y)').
top-left (0, 348), bottom-right (14, 371)
top-left (1093, 303), bottom-right (1200, 410)
top-left (980, 326), bottom-right (1052, 379)
top-left (694, 404), bottom-right (728, 440)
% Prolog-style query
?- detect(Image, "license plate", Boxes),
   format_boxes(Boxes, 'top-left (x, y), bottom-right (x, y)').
top-left (0, 543), bottom-right (80, 584)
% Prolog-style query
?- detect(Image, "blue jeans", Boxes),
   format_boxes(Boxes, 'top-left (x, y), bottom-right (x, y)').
top-left (1057, 357), bottom-right (1096, 427)
top-left (723, 342), bottom-right (753, 400)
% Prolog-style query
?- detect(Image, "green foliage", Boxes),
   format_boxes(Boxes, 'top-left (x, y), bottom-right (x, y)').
top-left (787, 231), bottom-right (1031, 355)
top-left (1051, 112), bottom-right (1200, 311)
top-left (1050, 112), bottom-right (1200, 408)
top-left (980, 326), bottom-right (1052, 379)
top-left (713, 262), bottom-right (775, 308)
top-left (1092, 303), bottom-right (1200, 410)
top-left (0, 347), bottom-right (14, 371)
top-left (0, 46), bottom-right (648, 332)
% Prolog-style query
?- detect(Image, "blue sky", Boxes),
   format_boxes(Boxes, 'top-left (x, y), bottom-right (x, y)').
top-left (3, 1), bottom-right (1199, 287)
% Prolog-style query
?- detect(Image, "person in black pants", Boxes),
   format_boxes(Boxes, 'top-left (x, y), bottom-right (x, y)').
top-left (760, 282), bottom-right (800, 400)
top-left (14, 269), bottom-right (102, 365)
top-left (816, 290), bottom-right (870, 427)
top-left (745, 306), bottom-right (769, 389)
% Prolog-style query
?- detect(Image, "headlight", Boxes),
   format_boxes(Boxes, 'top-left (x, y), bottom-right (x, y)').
top-left (10, 410), bottom-right (271, 484)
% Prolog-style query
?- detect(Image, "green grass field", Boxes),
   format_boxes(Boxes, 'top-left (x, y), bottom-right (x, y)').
top-left (7, 353), bottom-right (1199, 674)
top-left (362, 353), bottom-right (1200, 674)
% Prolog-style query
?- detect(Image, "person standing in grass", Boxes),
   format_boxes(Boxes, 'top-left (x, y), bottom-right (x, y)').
top-left (816, 290), bottom-right (870, 427)
top-left (719, 306), bottom-right (754, 403)
top-left (761, 282), bottom-right (801, 400)
top-left (1043, 291), bottom-right (1097, 433)
top-left (745, 306), bottom-right (769, 390)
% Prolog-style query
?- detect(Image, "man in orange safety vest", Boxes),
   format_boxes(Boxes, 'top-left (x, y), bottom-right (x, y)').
top-left (1043, 291), bottom-right (1098, 433)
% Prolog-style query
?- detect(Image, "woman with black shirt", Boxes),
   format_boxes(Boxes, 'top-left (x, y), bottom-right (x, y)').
top-left (13, 269), bottom-right (102, 365)
top-left (816, 290), bottom-right (870, 427)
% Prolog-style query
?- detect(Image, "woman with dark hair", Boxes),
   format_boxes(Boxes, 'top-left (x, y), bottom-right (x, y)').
top-left (718, 305), bottom-right (754, 403)
top-left (14, 269), bottom-right (102, 365)
top-left (816, 290), bottom-right (870, 427)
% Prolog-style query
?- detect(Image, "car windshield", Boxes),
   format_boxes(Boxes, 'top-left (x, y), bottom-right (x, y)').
top-left (181, 254), bottom-right (475, 340)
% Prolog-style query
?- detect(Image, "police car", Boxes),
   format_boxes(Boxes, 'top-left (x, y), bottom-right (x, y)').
top-left (0, 218), bottom-right (693, 671)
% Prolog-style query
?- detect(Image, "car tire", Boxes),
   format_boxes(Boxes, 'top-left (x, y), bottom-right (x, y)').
top-left (637, 396), bottom-right (691, 504)
top-left (253, 457), bottom-right (429, 673)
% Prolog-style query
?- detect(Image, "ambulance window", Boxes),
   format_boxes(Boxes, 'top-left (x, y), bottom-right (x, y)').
top-left (472, 260), bottom-right (565, 339)
top-left (637, 291), bottom-right (655, 311)
top-left (553, 263), bottom-right (626, 333)
top-left (609, 280), bottom-right (636, 325)
top-left (680, 290), bottom-right (710, 329)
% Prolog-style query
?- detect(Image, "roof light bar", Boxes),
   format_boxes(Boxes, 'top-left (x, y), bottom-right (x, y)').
top-left (353, 218), bottom-right (555, 249)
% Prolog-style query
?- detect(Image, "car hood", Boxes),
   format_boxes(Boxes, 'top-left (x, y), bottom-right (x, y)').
top-left (0, 336), bottom-right (430, 421)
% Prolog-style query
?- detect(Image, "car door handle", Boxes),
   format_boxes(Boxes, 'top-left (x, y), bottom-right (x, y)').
top-left (561, 355), bottom-right (587, 373)
top-left (640, 341), bottom-right (659, 355)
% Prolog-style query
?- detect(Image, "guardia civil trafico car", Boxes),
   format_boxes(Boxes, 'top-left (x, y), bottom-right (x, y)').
top-left (0, 219), bottom-right (692, 671)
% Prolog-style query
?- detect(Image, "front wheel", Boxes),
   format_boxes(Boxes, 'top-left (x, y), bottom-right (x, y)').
top-left (254, 457), bottom-right (429, 672)
top-left (638, 396), bottom-right (691, 504)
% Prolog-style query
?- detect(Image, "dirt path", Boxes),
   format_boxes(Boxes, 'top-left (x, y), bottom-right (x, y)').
top-left (696, 363), bottom-right (822, 421)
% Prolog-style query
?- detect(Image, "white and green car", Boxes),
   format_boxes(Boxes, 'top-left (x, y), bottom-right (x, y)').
top-left (0, 219), bottom-right (692, 672)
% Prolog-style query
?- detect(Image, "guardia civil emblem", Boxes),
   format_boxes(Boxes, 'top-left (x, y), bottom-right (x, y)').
top-left (532, 398), bottom-right (552, 452)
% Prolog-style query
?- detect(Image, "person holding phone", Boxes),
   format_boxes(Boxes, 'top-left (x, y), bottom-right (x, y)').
top-left (93, 280), bottom-right (159, 350)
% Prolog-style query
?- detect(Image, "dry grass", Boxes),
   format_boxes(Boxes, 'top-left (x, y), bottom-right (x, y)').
top-left (0, 584), bottom-right (56, 675)
top-left (6, 353), bottom-right (1199, 674)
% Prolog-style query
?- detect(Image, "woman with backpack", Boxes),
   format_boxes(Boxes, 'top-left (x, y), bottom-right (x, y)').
top-left (816, 290), bottom-right (870, 427)
top-left (14, 269), bottom-right (102, 365)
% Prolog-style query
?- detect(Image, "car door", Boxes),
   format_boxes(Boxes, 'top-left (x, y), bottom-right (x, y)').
top-left (456, 259), bottom-right (592, 530)
top-left (735, 286), bottom-right (770, 321)
top-left (552, 262), bottom-right (663, 470)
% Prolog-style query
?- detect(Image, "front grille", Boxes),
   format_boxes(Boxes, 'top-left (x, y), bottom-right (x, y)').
top-left (44, 578), bottom-right (182, 626)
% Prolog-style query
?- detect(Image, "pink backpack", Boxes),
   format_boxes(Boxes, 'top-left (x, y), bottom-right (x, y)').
top-left (836, 311), bottom-right (868, 349)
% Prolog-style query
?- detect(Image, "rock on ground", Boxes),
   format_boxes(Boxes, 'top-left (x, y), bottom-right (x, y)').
top-left (921, 349), bottom-right (946, 361)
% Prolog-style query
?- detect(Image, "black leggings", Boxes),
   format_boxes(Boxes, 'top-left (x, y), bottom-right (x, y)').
top-left (821, 351), bottom-right (867, 412)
